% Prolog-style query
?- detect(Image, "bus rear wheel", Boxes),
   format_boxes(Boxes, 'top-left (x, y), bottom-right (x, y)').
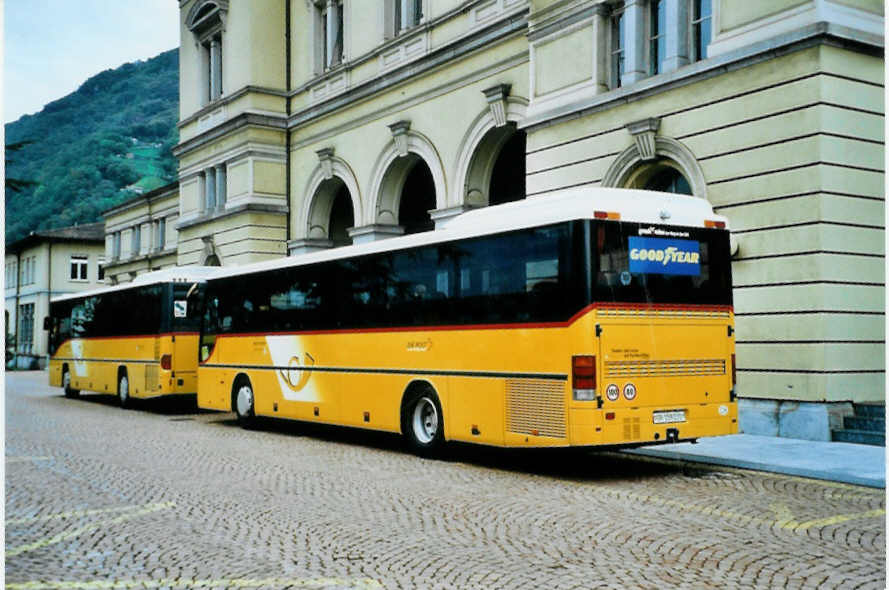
top-left (62, 368), bottom-right (79, 398)
top-left (233, 377), bottom-right (255, 428)
top-left (401, 386), bottom-right (445, 457)
top-left (118, 370), bottom-right (131, 409)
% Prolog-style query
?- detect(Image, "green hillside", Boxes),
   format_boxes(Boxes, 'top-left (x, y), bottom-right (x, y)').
top-left (5, 49), bottom-right (179, 244)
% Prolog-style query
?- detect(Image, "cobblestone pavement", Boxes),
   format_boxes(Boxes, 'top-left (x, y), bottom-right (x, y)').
top-left (5, 371), bottom-right (885, 590)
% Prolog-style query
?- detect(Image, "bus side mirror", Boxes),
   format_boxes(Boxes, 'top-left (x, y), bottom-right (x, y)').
top-left (43, 317), bottom-right (51, 330)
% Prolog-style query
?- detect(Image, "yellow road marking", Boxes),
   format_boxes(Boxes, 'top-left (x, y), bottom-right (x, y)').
top-left (5, 456), bottom-right (51, 463)
top-left (7, 502), bottom-right (175, 525)
top-left (6, 502), bottom-right (175, 557)
top-left (5, 578), bottom-right (383, 589)
top-left (615, 490), bottom-right (883, 532)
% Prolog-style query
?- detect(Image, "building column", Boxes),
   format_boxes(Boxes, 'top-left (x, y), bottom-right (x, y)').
top-left (663, 0), bottom-right (690, 72)
top-left (215, 164), bottom-right (227, 211)
top-left (325, 0), bottom-right (339, 68)
top-left (429, 205), bottom-right (475, 229)
top-left (199, 43), bottom-right (211, 104)
top-left (591, 4), bottom-right (610, 93)
top-left (621, 0), bottom-right (647, 86)
top-left (210, 38), bottom-right (222, 99)
top-left (288, 238), bottom-right (334, 256)
top-left (205, 169), bottom-right (216, 212)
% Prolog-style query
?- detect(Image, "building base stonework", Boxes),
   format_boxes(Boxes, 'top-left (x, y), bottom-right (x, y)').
top-left (739, 399), bottom-right (854, 442)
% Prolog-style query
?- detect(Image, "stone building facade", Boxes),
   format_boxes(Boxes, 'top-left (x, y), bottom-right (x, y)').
top-left (5, 223), bottom-right (106, 368)
top-left (174, 0), bottom-right (884, 439)
top-left (102, 182), bottom-right (181, 284)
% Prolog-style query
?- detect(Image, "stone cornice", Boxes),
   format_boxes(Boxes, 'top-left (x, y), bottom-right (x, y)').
top-left (178, 85), bottom-right (288, 129)
top-left (521, 21), bottom-right (884, 132)
top-left (173, 112), bottom-right (288, 159)
top-left (175, 203), bottom-right (288, 231)
top-left (287, 8), bottom-right (529, 131)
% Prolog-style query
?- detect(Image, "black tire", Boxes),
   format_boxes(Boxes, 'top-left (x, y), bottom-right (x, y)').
top-left (117, 369), bottom-right (132, 409)
top-left (401, 386), bottom-right (445, 457)
top-left (62, 368), bottom-right (79, 398)
top-left (232, 376), bottom-right (255, 428)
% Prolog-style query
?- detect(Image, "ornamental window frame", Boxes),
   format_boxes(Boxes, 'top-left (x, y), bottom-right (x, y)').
top-left (186, 0), bottom-right (228, 105)
top-left (313, 0), bottom-right (345, 73)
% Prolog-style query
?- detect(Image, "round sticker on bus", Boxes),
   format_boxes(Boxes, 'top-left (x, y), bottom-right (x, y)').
top-left (620, 271), bottom-right (632, 286)
top-left (623, 383), bottom-right (637, 400)
top-left (606, 384), bottom-right (619, 401)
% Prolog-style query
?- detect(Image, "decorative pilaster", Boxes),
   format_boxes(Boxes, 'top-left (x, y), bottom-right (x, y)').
top-left (625, 118), bottom-right (660, 161)
top-left (591, 4), bottom-right (610, 93)
top-left (621, 0), bottom-right (647, 86)
top-left (482, 84), bottom-right (511, 127)
top-left (663, 0), bottom-right (690, 72)
top-left (316, 148), bottom-right (335, 179)
top-left (388, 121), bottom-right (411, 157)
top-left (215, 164), bottom-right (226, 210)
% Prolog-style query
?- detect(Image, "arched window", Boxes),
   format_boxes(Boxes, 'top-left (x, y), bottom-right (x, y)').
top-left (642, 164), bottom-right (692, 195)
top-left (186, 1), bottom-right (228, 105)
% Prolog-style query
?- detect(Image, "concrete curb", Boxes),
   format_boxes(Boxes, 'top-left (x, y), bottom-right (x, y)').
top-left (623, 434), bottom-right (885, 489)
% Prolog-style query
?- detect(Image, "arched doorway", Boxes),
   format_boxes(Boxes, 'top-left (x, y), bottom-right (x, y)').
top-left (306, 176), bottom-right (357, 247)
top-left (398, 158), bottom-right (436, 234)
top-left (328, 183), bottom-right (355, 246)
top-left (204, 254), bottom-right (221, 266)
top-left (464, 124), bottom-right (527, 207)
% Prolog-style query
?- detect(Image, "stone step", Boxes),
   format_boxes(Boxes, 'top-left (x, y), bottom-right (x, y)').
top-left (843, 416), bottom-right (885, 433)
top-left (831, 429), bottom-right (885, 447)
top-left (854, 403), bottom-right (885, 419)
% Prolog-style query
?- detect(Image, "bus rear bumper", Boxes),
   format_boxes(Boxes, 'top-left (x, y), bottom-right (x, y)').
top-left (570, 402), bottom-right (738, 447)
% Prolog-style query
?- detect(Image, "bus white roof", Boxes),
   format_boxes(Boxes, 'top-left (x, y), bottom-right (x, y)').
top-left (210, 187), bottom-right (728, 281)
top-left (51, 266), bottom-right (220, 303)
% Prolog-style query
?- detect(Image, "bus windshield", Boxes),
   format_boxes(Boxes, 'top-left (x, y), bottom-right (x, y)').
top-left (593, 221), bottom-right (732, 306)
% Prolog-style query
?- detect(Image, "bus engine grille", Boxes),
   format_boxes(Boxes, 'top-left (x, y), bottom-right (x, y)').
top-left (605, 359), bottom-right (726, 378)
top-left (505, 379), bottom-right (566, 439)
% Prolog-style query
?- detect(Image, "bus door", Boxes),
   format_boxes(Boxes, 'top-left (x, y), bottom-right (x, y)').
top-left (171, 282), bottom-right (204, 392)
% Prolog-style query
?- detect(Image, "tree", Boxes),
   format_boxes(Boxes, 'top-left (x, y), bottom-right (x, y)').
top-left (5, 141), bottom-right (37, 193)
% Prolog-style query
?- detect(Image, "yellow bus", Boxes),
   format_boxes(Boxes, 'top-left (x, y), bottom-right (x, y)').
top-left (197, 188), bottom-right (737, 454)
top-left (47, 268), bottom-right (214, 408)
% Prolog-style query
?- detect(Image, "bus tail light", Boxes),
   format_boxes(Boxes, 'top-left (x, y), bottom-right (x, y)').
top-left (594, 210), bottom-right (621, 220)
top-left (731, 354), bottom-right (736, 386)
top-left (572, 355), bottom-right (596, 401)
top-left (705, 219), bottom-right (726, 229)
top-left (161, 354), bottom-right (172, 371)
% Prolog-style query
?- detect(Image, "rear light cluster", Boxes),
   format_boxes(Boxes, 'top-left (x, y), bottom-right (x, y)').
top-left (161, 354), bottom-right (172, 370)
top-left (594, 210), bottom-right (621, 220)
top-left (705, 219), bottom-right (726, 228)
top-left (572, 355), bottom-right (596, 401)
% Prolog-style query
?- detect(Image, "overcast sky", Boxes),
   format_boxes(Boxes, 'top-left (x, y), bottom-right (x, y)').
top-left (4, 0), bottom-right (180, 124)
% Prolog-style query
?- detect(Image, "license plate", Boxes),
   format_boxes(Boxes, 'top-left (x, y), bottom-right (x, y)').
top-left (653, 410), bottom-right (686, 424)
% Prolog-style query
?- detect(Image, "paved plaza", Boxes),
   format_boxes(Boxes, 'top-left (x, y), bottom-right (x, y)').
top-left (5, 371), bottom-right (886, 589)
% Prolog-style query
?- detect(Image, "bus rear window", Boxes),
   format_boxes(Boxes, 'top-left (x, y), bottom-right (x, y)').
top-left (594, 221), bottom-right (732, 306)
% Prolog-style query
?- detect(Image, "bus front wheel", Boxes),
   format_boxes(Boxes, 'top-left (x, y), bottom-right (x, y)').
top-left (62, 367), bottom-right (79, 398)
top-left (233, 376), bottom-right (255, 428)
top-left (118, 370), bottom-right (131, 409)
top-left (401, 386), bottom-right (445, 457)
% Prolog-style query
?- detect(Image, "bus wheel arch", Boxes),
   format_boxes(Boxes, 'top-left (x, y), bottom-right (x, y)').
top-left (117, 367), bottom-right (131, 409)
top-left (400, 380), bottom-right (445, 456)
top-left (231, 373), bottom-right (255, 428)
top-left (62, 364), bottom-right (79, 398)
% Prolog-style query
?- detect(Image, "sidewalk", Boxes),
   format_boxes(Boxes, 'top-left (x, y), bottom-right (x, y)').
top-left (624, 434), bottom-right (886, 488)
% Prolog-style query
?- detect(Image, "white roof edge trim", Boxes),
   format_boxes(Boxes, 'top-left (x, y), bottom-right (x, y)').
top-left (210, 187), bottom-right (729, 281)
top-left (51, 266), bottom-right (220, 304)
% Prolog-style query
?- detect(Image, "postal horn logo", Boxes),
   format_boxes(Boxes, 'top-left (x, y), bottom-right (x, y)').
top-left (279, 353), bottom-right (315, 393)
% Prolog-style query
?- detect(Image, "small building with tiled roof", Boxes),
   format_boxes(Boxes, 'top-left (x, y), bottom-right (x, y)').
top-left (5, 222), bottom-right (106, 369)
